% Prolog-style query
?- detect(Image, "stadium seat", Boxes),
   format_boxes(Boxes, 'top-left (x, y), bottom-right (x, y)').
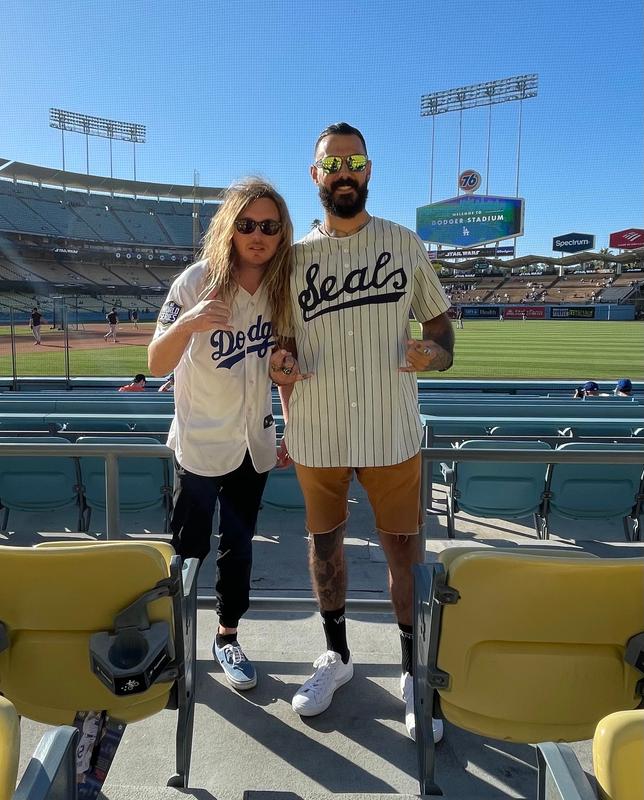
top-left (0, 436), bottom-right (88, 532)
top-left (76, 437), bottom-right (172, 532)
top-left (537, 442), bottom-right (644, 540)
top-left (0, 696), bottom-right (19, 800)
top-left (0, 541), bottom-right (198, 789)
top-left (263, 464), bottom-right (305, 509)
top-left (536, 710), bottom-right (644, 800)
top-left (489, 424), bottom-right (572, 438)
top-left (440, 440), bottom-right (551, 538)
top-left (413, 548), bottom-right (644, 795)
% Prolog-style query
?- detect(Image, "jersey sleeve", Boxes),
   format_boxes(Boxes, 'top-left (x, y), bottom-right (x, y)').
top-left (409, 231), bottom-right (450, 322)
top-left (152, 270), bottom-right (199, 341)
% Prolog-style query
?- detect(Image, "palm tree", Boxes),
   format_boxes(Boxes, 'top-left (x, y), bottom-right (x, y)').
top-left (311, 218), bottom-right (322, 230)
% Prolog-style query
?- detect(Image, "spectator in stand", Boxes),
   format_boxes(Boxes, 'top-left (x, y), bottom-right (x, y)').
top-left (614, 378), bottom-right (633, 397)
top-left (29, 307), bottom-right (43, 345)
top-left (158, 374), bottom-right (175, 393)
top-left (118, 373), bottom-right (146, 392)
top-left (582, 381), bottom-right (600, 396)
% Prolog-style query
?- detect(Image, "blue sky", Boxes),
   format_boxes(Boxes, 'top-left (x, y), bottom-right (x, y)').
top-left (2, 0), bottom-right (642, 253)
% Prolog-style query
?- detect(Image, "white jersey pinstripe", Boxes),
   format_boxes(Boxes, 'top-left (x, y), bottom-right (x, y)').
top-left (285, 217), bottom-right (450, 468)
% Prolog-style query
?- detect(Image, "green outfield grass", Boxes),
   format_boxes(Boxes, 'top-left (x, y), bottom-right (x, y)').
top-left (0, 320), bottom-right (642, 380)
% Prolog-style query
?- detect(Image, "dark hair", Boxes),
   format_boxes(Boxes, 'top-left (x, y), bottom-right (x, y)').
top-left (134, 373), bottom-right (146, 383)
top-left (314, 122), bottom-right (367, 156)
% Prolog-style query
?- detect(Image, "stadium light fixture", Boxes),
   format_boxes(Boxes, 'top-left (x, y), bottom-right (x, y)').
top-left (49, 109), bottom-right (146, 143)
top-left (49, 108), bottom-right (146, 181)
top-left (420, 74), bottom-right (539, 246)
top-left (420, 75), bottom-right (538, 116)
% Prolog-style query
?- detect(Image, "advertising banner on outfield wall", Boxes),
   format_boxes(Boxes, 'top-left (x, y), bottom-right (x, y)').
top-left (462, 306), bottom-right (500, 318)
top-left (416, 195), bottom-right (524, 246)
top-left (504, 306), bottom-right (545, 319)
top-left (550, 306), bottom-right (595, 319)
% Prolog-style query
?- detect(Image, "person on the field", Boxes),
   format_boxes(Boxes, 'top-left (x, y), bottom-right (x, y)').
top-left (148, 179), bottom-right (307, 692)
top-left (104, 308), bottom-right (119, 343)
top-left (29, 307), bottom-right (43, 345)
top-left (279, 123), bottom-right (453, 743)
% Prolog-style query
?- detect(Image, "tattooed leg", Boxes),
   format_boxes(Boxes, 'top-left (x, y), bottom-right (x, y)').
top-left (308, 524), bottom-right (347, 611)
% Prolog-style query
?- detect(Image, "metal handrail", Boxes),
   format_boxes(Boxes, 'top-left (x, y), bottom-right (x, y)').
top-left (1, 441), bottom-right (643, 615)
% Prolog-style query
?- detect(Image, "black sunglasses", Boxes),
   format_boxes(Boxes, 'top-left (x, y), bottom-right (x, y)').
top-left (235, 218), bottom-right (282, 236)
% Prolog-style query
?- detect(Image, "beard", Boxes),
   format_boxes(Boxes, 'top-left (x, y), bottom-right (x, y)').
top-left (319, 178), bottom-right (369, 218)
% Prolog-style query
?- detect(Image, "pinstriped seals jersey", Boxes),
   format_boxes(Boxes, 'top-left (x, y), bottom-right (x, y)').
top-left (285, 217), bottom-right (450, 468)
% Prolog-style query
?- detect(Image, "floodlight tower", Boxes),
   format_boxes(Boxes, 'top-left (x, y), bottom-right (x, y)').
top-left (420, 74), bottom-right (538, 201)
top-left (49, 108), bottom-right (146, 182)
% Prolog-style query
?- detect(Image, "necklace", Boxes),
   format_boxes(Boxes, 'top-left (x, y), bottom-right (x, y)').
top-left (320, 215), bottom-right (371, 238)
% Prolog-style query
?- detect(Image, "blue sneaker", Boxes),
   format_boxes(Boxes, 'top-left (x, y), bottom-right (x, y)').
top-left (213, 639), bottom-right (257, 690)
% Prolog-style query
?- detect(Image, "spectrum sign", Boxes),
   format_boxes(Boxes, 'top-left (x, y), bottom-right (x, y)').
top-left (552, 233), bottom-right (595, 253)
top-left (417, 195), bottom-right (524, 247)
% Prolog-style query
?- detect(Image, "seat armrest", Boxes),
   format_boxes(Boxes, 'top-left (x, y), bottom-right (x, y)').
top-left (536, 742), bottom-right (596, 800)
top-left (13, 726), bottom-right (79, 800)
top-left (182, 557), bottom-right (199, 598)
top-left (440, 463), bottom-right (454, 482)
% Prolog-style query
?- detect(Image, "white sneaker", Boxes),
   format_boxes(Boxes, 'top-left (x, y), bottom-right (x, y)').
top-left (292, 651), bottom-right (353, 716)
top-left (401, 672), bottom-right (444, 743)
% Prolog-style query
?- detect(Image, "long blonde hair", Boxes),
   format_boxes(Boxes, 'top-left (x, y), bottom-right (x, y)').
top-left (200, 178), bottom-right (293, 341)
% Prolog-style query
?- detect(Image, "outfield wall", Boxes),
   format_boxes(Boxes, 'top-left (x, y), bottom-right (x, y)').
top-left (460, 304), bottom-right (635, 320)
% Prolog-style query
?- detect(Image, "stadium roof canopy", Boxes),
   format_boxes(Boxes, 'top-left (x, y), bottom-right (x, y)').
top-left (448, 248), bottom-right (644, 270)
top-left (0, 158), bottom-right (225, 202)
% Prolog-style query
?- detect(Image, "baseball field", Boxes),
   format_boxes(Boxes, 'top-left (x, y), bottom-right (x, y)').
top-left (0, 320), bottom-right (641, 380)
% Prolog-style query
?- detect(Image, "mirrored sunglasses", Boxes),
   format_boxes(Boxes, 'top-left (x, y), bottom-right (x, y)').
top-left (234, 218), bottom-right (282, 236)
top-left (314, 154), bottom-right (368, 174)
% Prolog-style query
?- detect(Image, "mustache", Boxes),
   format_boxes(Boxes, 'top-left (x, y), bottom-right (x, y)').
top-left (331, 178), bottom-right (359, 192)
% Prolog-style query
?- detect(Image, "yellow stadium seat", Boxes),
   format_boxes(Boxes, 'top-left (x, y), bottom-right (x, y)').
top-left (413, 548), bottom-right (644, 794)
top-left (0, 696), bottom-right (19, 800)
top-left (537, 710), bottom-right (644, 800)
top-left (1, 694), bottom-right (80, 800)
top-left (594, 710), bottom-right (644, 800)
top-left (0, 541), bottom-right (198, 789)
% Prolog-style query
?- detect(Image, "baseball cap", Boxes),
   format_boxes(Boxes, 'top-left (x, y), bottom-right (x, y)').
top-left (616, 378), bottom-right (632, 392)
top-left (583, 381), bottom-right (599, 392)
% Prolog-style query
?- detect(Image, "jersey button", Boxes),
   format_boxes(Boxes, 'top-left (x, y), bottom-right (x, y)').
top-left (350, 402), bottom-right (357, 408)
top-left (347, 330), bottom-right (353, 336)
top-left (349, 366), bottom-right (355, 372)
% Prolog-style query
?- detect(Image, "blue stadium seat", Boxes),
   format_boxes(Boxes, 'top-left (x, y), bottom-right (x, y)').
top-left (262, 465), bottom-right (305, 509)
top-left (0, 436), bottom-right (87, 532)
top-left (538, 442), bottom-right (644, 541)
top-left (76, 436), bottom-right (172, 532)
top-left (441, 440), bottom-right (551, 539)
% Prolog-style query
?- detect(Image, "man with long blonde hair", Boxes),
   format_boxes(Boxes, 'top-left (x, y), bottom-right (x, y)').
top-left (149, 178), bottom-right (307, 691)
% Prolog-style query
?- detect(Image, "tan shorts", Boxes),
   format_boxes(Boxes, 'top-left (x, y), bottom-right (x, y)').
top-left (294, 452), bottom-right (422, 535)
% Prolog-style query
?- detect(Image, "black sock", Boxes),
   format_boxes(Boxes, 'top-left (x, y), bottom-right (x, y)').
top-left (321, 607), bottom-right (350, 663)
top-left (399, 623), bottom-right (413, 675)
top-left (216, 632), bottom-right (237, 648)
